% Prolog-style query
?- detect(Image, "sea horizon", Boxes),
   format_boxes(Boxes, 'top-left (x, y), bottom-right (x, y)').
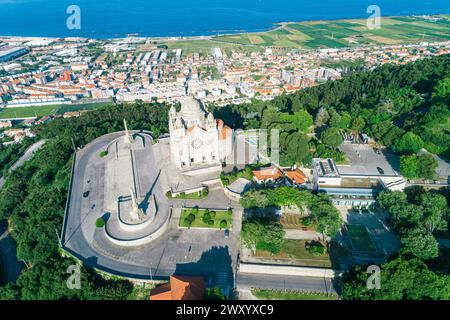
top-left (0, 0), bottom-right (450, 39)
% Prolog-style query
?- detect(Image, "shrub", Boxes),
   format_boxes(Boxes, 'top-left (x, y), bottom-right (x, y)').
top-left (207, 219), bottom-right (214, 226)
top-left (307, 242), bottom-right (325, 256)
top-left (184, 218), bottom-right (192, 227)
top-left (209, 211), bottom-right (216, 218)
top-left (99, 150), bottom-right (108, 158)
top-left (220, 220), bottom-right (228, 229)
top-left (191, 206), bottom-right (199, 214)
top-left (202, 212), bottom-right (211, 223)
top-left (95, 217), bottom-right (105, 228)
top-left (301, 216), bottom-right (313, 227)
top-left (187, 213), bottom-right (196, 223)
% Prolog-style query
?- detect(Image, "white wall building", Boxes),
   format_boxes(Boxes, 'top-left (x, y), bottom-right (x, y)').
top-left (169, 96), bottom-right (233, 169)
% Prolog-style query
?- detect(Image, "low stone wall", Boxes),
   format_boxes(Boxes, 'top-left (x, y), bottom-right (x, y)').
top-left (239, 262), bottom-right (341, 279)
top-left (103, 208), bottom-right (172, 247)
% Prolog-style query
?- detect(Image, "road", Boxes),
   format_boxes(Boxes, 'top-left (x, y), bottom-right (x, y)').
top-left (237, 273), bottom-right (338, 294)
top-left (0, 140), bottom-right (46, 189)
top-left (62, 132), bottom-right (342, 295)
top-left (63, 131), bottom-right (240, 291)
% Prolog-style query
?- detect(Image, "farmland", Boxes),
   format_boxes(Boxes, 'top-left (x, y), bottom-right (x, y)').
top-left (160, 15), bottom-right (450, 51)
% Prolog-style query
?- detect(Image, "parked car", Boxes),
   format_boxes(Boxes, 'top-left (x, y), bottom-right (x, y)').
top-left (224, 229), bottom-right (230, 238)
top-left (83, 191), bottom-right (90, 198)
top-left (376, 167), bottom-right (385, 175)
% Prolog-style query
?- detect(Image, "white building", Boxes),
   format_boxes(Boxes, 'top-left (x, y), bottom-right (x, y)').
top-left (169, 96), bottom-right (233, 169)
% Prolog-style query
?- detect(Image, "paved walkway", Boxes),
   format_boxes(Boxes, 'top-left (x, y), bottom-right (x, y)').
top-left (284, 230), bottom-right (321, 241)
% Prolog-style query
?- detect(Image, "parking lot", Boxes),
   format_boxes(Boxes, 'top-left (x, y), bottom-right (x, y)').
top-left (338, 143), bottom-right (399, 176)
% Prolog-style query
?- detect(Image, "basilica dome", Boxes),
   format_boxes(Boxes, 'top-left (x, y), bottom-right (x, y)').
top-left (180, 96), bottom-right (205, 121)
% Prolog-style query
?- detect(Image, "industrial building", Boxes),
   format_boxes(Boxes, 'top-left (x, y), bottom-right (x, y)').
top-left (0, 46), bottom-right (28, 62)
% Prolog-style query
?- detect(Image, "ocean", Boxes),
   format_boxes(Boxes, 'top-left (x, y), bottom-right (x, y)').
top-left (0, 0), bottom-right (449, 38)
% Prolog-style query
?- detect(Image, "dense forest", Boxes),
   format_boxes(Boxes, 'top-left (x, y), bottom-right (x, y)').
top-left (210, 54), bottom-right (450, 176)
top-left (0, 102), bottom-right (169, 299)
top-left (0, 137), bottom-right (35, 177)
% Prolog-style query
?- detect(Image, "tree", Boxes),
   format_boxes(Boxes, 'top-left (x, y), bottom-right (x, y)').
top-left (400, 154), bottom-right (419, 179)
top-left (433, 77), bottom-right (450, 104)
top-left (219, 220), bottom-right (228, 229)
top-left (400, 227), bottom-right (439, 260)
top-left (342, 256), bottom-right (450, 300)
top-left (240, 189), bottom-right (271, 208)
top-left (205, 287), bottom-right (226, 300)
top-left (309, 194), bottom-right (343, 238)
top-left (241, 218), bottom-right (285, 255)
top-left (351, 116), bottom-right (365, 132)
top-left (417, 193), bottom-right (448, 233)
top-left (393, 132), bottom-right (424, 154)
top-left (291, 110), bottom-right (313, 132)
top-left (416, 153), bottom-right (438, 180)
top-left (320, 127), bottom-right (343, 148)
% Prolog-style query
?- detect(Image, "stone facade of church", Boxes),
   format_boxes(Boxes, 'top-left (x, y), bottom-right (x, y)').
top-left (169, 96), bottom-right (233, 169)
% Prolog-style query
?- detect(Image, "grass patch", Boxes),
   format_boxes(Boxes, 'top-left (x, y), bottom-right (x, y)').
top-left (127, 283), bottom-right (157, 300)
top-left (346, 224), bottom-right (376, 253)
top-left (166, 188), bottom-right (208, 200)
top-left (255, 239), bottom-right (332, 268)
top-left (179, 208), bottom-right (232, 229)
top-left (251, 289), bottom-right (338, 300)
top-left (220, 165), bottom-right (256, 187)
top-left (0, 105), bottom-right (58, 119)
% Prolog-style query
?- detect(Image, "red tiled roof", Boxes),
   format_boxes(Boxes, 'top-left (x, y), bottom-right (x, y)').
top-left (150, 275), bottom-right (205, 300)
top-left (284, 169), bottom-right (307, 185)
top-left (252, 167), bottom-right (283, 182)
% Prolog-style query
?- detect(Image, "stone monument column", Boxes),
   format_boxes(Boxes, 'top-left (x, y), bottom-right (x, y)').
top-left (123, 119), bottom-right (132, 143)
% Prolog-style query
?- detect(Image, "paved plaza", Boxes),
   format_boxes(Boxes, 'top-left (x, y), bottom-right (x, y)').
top-left (62, 130), bottom-right (242, 288)
top-left (338, 143), bottom-right (399, 176)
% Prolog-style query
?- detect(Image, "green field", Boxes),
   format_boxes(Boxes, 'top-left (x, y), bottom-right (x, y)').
top-left (160, 15), bottom-right (450, 51)
top-left (251, 289), bottom-right (338, 300)
top-left (0, 101), bottom-right (114, 120)
top-left (179, 208), bottom-right (232, 229)
top-left (346, 224), bottom-right (376, 253)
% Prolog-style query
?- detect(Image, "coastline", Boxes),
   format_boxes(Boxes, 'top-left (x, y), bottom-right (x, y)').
top-left (0, 13), bottom-right (449, 41)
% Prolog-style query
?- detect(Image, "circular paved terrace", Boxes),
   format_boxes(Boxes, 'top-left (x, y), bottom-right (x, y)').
top-left (61, 131), bottom-right (241, 284)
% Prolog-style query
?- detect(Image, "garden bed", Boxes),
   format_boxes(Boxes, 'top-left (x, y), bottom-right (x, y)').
top-left (251, 289), bottom-right (338, 300)
top-left (179, 208), bottom-right (232, 229)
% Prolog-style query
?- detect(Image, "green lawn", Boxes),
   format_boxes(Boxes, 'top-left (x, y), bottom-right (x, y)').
top-left (255, 239), bottom-right (332, 268)
top-left (166, 188), bottom-right (209, 200)
top-left (251, 289), bottom-right (338, 300)
top-left (179, 208), bottom-right (232, 229)
top-left (346, 224), bottom-right (376, 253)
top-left (0, 105), bottom-right (58, 119)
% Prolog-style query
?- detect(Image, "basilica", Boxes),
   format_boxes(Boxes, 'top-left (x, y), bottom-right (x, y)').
top-left (169, 96), bottom-right (234, 169)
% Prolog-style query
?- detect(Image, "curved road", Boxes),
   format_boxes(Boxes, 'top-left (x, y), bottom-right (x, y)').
top-left (63, 131), bottom-right (158, 279)
top-left (0, 139), bottom-right (46, 189)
